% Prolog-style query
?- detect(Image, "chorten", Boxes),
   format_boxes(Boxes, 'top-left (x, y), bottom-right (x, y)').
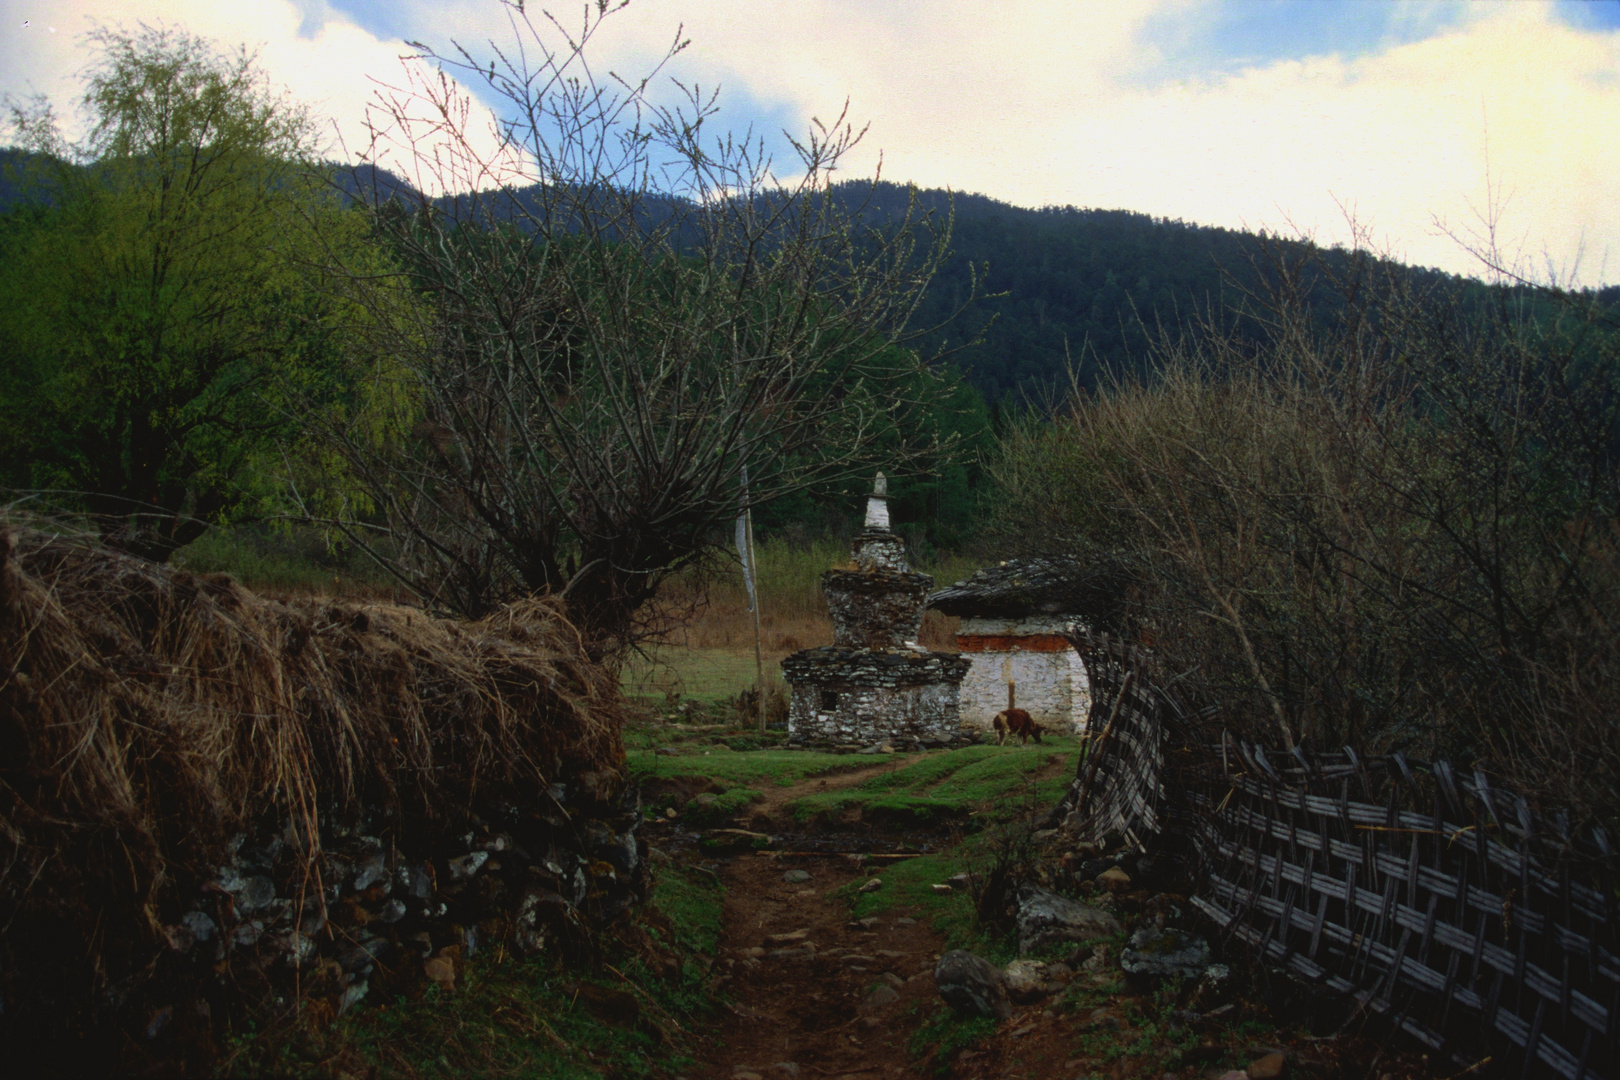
top-left (781, 473), bottom-right (971, 745)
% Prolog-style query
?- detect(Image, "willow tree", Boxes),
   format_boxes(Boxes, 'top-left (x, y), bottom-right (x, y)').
top-left (0, 26), bottom-right (370, 560)
top-left (307, 2), bottom-right (965, 656)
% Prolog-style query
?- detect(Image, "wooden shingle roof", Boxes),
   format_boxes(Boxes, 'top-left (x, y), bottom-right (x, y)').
top-left (926, 555), bottom-right (1125, 624)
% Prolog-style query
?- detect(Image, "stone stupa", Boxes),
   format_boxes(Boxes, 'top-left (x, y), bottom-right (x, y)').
top-left (781, 473), bottom-right (971, 746)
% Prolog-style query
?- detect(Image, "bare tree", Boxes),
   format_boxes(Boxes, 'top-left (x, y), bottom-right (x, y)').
top-left (299, 3), bottom-right (962, 658)
top-left (988, 223), bottom-right (1620, 829)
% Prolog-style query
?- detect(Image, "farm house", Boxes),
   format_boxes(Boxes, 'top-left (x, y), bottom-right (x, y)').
top-left (927, 557), bottom-right (1104, 735)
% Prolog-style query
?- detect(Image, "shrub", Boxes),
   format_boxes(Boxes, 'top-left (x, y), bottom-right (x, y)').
top-left (989, 236), bottom-right (1620, 835)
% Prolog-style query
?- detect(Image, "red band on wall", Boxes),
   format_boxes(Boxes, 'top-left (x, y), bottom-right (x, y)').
top-left (955, 634), bottom-right (1071, 653)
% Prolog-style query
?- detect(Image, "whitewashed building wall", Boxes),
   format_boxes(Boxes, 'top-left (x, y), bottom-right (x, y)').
top-left (956, 616), bottom-right (1091, 734)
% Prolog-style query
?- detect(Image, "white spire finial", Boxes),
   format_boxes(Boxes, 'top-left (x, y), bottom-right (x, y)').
top-left (864, 471), bottom-right (890, 531)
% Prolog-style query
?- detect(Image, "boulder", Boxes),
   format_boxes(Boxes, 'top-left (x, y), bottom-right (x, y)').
top-left (1248, 1052), bottom-right (1288, 1079)
top-left (447, 851), bottom-right (488, 880)
top-left (1096, 867), bottom-right (1132, 893)
top-left (1002, 959), bottom-right (1050, 1003)
top-left (1015, 884), bottom-right (1122, 956)
top-left (934, 950), bottom-right (1011, 1019)
top-left (235, 875), bottom-right (276, 913)
top-left (1118, 927), bottom-right (1212, 980)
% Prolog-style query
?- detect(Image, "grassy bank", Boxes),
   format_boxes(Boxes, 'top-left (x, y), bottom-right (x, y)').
top-left (223, 862), bottom-right (725, 1079)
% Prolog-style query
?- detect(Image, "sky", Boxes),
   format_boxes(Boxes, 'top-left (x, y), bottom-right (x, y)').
top-left (2, 0), bottom-right (1617, 285)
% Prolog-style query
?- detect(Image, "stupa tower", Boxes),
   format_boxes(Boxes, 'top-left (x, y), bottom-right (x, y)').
top-left (780, 473), bottom-right (971, 745)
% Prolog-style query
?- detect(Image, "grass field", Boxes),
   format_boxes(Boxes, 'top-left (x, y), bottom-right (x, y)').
top-left (784, 740), bottom-right (1076, 824)
top-left (627, 712), bottom-right (1082, 959)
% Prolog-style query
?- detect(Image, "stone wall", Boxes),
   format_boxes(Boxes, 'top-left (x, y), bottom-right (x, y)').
top-left (956, 616), bottom-right (1091, 734)
top-left (783, 646), bottom-right (971, 743)
top-left (822, 568), bottom-right (932, 648)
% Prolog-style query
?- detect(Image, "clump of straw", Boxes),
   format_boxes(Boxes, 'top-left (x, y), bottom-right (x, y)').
top-left (0, 527), bottom-right (626, 1053)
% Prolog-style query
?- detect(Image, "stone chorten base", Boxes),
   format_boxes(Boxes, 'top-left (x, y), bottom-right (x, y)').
top-left (781, 472), bottom-right (970, 746)
top-left (782, 647), bottom-right (971, 744)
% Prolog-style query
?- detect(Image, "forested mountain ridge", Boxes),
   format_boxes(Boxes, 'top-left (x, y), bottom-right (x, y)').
top-left (877, 184), bottom-right (1272, 400)
top-left (7, 147), bottom-right (1613, 408)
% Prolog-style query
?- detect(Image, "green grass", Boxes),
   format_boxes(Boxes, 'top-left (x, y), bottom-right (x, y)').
top-left (681, 787), bottom-right (766, 825)
top-left (628, 738), bottom-right (1077, 828)
top-left (628, 744), bottom-right (870, 791)
top-left (646, 860), bottom-right (725, 956)
top-left (908, 1006), bottom-right (999, 1076)
top-left (174, 524), bottom-right (399, 594)
top-left (843, 849), bottom-right (989, 952)
top-left (223, 862), bottom-right (723, 1079)
top-left (786, 739), bottom-right (1078, 825)
top-left (623, 648), bottom-right (786, 705)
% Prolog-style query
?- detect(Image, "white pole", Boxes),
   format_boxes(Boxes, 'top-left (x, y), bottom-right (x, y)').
top-left (746, 505), bottom-right (765, 734)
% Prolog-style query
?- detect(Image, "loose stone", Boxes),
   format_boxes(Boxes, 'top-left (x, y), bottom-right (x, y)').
top-left (1097, 866), bottom-right (1132, 892)
top-left (1015, 884), bottom-right (1122, 955)
top-left (934, 949), bottom-right (1011, 1020)
top-left (1248, 1052), bottom-right (1288, 1079)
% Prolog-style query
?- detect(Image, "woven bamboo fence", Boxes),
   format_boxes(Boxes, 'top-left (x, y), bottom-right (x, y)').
top-left (1062, 628), bottom-right (1619, 1080)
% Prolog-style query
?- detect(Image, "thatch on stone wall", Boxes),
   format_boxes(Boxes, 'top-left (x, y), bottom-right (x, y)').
top-left (0, 526), bottom-right (626, 1046)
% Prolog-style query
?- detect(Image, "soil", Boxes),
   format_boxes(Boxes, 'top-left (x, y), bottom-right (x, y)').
top-left (643, 759), bottom-right (1131, 1080)
top-left (641, 759), bottom-right (1430, 1080)
top-left (644, 762), bottom-right (946, 1079)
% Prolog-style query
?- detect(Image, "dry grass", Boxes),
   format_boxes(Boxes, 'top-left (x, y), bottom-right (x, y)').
top-left (0, 526), bottom-right (625, 1055)
top-left (624, 539), bottom-right (971, 703)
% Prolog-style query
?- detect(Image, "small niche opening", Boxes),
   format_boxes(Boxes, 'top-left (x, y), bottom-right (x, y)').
top-left (820, 690), bottom-right (840, 711)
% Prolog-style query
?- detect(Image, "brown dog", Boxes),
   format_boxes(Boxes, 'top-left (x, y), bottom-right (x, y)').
top-left (992, 707), bottom-right (1043, 746)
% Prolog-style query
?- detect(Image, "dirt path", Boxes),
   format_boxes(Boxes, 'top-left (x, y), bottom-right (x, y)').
top-left (650, 762), bottom-right (950, 1080)
top-left (697, 851), bottom-right (946, 1079)
top-left (642, 754), bottom-right (1423, 1080)
top-left (748, 758), bottom-right (923, 819)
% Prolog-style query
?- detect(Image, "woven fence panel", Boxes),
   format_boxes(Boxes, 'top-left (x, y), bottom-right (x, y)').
top-left (1053, 629), bottom-right (1169, 848)
top-left (1060, 632), bottom-right (1618, 1079)
top-left (1191, 742), bottom-right (1617, 1079)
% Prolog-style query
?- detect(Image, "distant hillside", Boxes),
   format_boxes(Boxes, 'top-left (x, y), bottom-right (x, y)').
top-left (839, 181), bottom-right (1489, 402)
top-left (861, 183), bottom-right (1268, 400)
top-left (9, 149), bottom-right (1605, 405)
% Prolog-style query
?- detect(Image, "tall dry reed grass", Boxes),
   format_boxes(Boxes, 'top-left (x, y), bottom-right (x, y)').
top-left (658, 537), bottom-right (974, 653)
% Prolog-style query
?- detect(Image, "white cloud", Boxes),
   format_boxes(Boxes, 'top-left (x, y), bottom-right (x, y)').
top-left (0, 0), bottom-right (513, 194)
top-left (548, 0), bottom-right (1618, 284)
top-left (1, 0), bottom-right (1613, 283)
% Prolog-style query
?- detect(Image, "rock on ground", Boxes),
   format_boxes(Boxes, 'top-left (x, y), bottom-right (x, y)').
top-left (1248, 1051), bottom-right (1288, 1079)
top-left (1002, 959), bottom-right (1051, 1003)
top-left (1015, 884), bottom-right (1122, 956)
top-left (1119, 927), bottom-right (1213, 980)
top-left (934, 950), bottom-right (1012, 1020)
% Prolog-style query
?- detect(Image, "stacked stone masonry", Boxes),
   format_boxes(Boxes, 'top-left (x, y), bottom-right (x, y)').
top-left (782, 473), bottom-right (970, 745)
top-left (782, 647), bottom-right (970, 742)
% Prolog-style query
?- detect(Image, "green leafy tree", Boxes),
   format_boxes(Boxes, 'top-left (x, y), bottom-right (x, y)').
top-left (0, 26), bottom-right (370, 560)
